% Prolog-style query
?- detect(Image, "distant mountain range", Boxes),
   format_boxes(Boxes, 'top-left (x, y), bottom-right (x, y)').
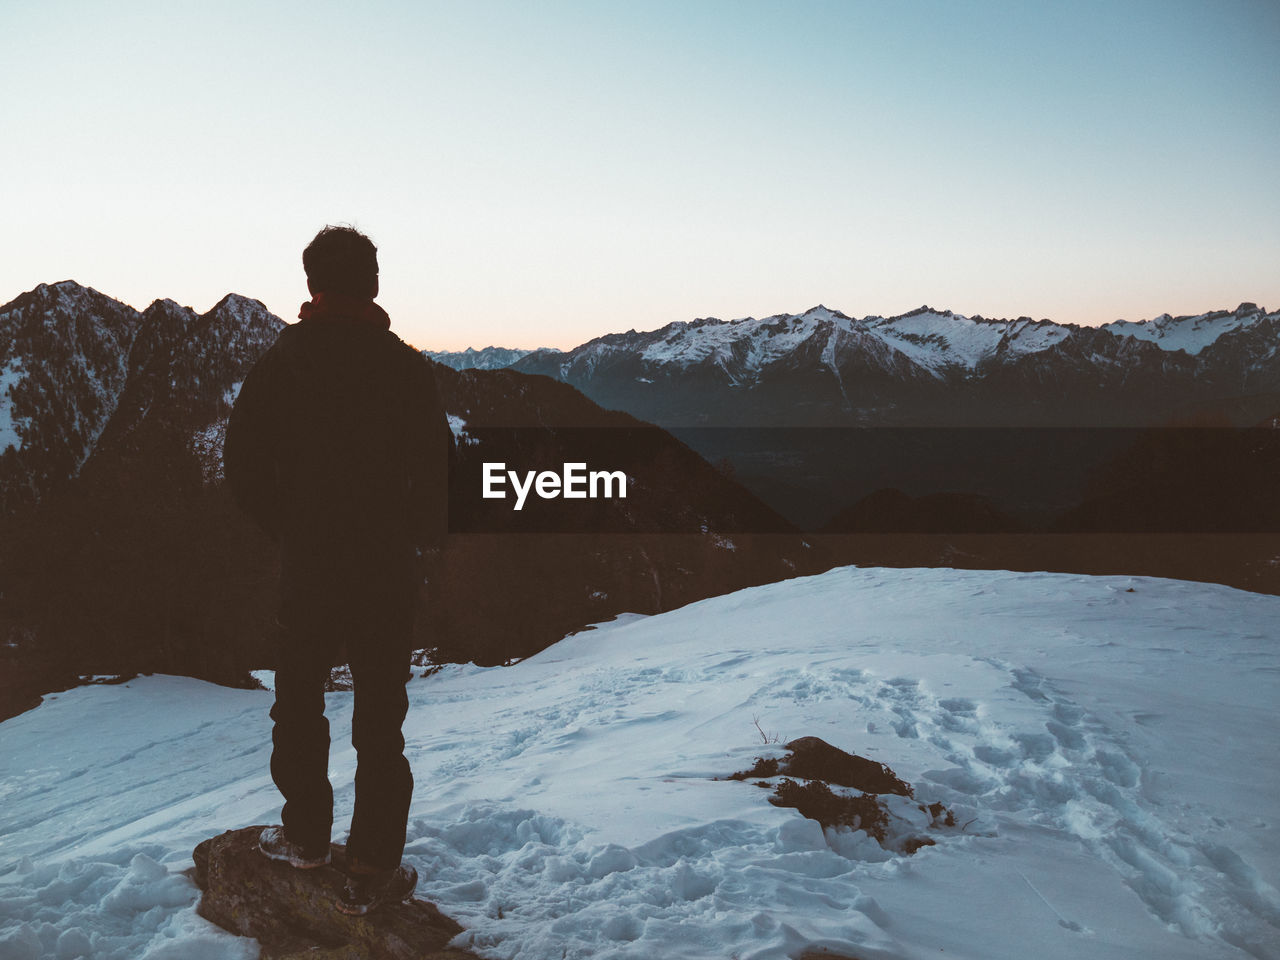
top-left (423, 346), bottom-right (536, 370)
top-left (427, 303), bottom-right (1280, 427)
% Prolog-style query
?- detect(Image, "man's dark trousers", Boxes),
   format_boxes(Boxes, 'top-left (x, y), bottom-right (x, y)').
top-left (270, 562), bottom-right (415, 872)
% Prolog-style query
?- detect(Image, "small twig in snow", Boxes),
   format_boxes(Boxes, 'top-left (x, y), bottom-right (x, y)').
top-left (752, 713), bottom-right (782, 744)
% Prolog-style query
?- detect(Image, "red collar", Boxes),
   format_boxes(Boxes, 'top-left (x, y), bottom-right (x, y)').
top-left (298, 291), bottom-right (391, 330)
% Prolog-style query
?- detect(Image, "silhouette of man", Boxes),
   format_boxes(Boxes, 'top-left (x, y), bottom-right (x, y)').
top-left (225, 224), bottom-right (451, 914)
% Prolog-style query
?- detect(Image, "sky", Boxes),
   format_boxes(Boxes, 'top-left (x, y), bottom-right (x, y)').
top-left (3, 0), bottom-right (1278, 351)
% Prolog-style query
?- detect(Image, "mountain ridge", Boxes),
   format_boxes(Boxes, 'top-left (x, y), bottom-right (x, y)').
top-left (0, 281), bottom-right (280, 513)
top-left (6, 281), bottom-right (1277, 512)
top-left (426, 300), bottom-right (1274, 373)
top-left (494, 301), bottom-right (1280, 427)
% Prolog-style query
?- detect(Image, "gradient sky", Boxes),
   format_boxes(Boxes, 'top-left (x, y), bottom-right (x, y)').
top-left (4, 0), bottom-right (1278, 351)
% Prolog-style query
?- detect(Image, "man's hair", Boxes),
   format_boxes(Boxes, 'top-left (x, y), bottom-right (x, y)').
top-left (303, 225), bottom-right (378, 297)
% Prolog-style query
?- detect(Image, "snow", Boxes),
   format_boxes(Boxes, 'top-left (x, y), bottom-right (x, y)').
top-left (0, 358), bottom-right (28, 453)
top-left (424, 348), bottom-right (537, 372)
top-left (187, 384), bottom-right (243, 486)
top-left (1102, 307), bottom-right (1274, 356)
top-left (867, 312), bottom-right (1076, 371)
top-left (610, 307), bottom-right (1049, 379)
top-left (2, 567), bottom-right (1278, 959)
top-left (1000, 318), bottom-right (1072, 355)
top-left (248, 671), bottom-right (274, 693)
top-left (447, 413), bottom-right (480, 446)
top-left (638, 310), bottom-right (859, 372)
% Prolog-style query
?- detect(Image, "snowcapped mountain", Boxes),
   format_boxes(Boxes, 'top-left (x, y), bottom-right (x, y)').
top-left (0, 282), bottom-right (281, 514)
top-left (488, 302), bottom-right (1280, 426)
top-left (0, 282), bottom-right (144, 511)
top-left (1101, 302), bottom-right (1272, 356)
top-left (423, 346), bottom-right (537, 371)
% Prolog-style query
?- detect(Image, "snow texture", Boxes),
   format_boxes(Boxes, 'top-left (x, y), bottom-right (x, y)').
top-left (447, 413), bottom-right (480, 447)
top-left (187, 384), bottom-right (246, 486)
top-left (1103, 305), bottom-right (1269, 356)
top-left (425, 348), bottom-right (538, 371)
top-left (1, 567), bottom-right (1278, 959)
top-left (0, 358), bottom-right (28, 453)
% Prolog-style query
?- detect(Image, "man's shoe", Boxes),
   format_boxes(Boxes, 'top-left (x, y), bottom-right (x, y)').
top-left (258, 825), bottom-right (332, 869)
top-left (336, 863), bottom-right (419, 916)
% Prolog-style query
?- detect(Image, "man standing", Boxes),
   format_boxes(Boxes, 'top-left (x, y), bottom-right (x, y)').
top-left (225, 225), bottom-right (451, 914)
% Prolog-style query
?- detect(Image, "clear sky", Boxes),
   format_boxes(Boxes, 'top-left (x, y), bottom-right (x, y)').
top-left (4, 0), bottom-right (1278, 351)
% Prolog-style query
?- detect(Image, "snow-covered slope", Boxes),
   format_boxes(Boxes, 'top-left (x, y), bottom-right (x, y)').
top-left (1102, 303), bottom-right (1272, 357)
top-left (2, 567), bottom-right (1277, 959)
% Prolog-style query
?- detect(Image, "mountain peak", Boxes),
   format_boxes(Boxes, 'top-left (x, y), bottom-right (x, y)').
top-left (143, 297), bottom-right (191, 315)
top-left (209, 292), bottom-right (269, 314)
top-left (424, 345), bottom-right (540, 371)
top-left (26, 280), bottom-right (101, 309)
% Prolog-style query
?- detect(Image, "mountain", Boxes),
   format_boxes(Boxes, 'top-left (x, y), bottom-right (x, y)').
top-left (0, 282), bottom-right (144, 514)
top-left (424, 346), bottom-right (539, 370)
top-left (0, 282), bottom-right (281, 515)
top-left (447, 302), bottom-right (1280, 427)
top-left (0, 283), bottom-right (819, 718)
top-left (4, 281), bottom-right (1277, 717)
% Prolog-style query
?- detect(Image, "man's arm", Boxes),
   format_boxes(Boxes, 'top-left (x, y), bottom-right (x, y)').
top-left (224, 349), bottom-right (283, 540)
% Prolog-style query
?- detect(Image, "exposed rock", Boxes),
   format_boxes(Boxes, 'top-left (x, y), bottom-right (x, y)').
top-left (780, 736), bottom-right (913, 796)
top-left (192, 826), bottom-right (476, 960)
top-left (727, 737), bottom-right (956, 853)
top-left (771, 778), bottom-right (890, 840)
top-left (728, 736), bottom-right (912, 796)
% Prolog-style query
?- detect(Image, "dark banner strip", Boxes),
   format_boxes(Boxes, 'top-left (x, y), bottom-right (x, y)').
top-left (445, 427), bottom-right (1280, 534)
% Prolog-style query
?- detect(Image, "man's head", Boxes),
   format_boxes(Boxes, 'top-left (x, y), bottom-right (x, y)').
top-left (303, 225), bottom-right (379, 299)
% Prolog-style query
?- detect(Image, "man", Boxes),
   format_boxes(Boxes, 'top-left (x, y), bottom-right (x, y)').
top-left (224, 225), bottom-right (451, 915)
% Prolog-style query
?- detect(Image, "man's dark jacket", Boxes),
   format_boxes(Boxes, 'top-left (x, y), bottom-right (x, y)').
top-left (224, 318), bottom-right (452, 637)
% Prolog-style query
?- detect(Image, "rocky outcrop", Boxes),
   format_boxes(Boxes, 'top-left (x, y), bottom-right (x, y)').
top-left (728, 737), bottom-right (956, 854)
top-left (729, 736), bottom-right (913, 796)
top-left (191, 826), bottom-right (476, 960)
